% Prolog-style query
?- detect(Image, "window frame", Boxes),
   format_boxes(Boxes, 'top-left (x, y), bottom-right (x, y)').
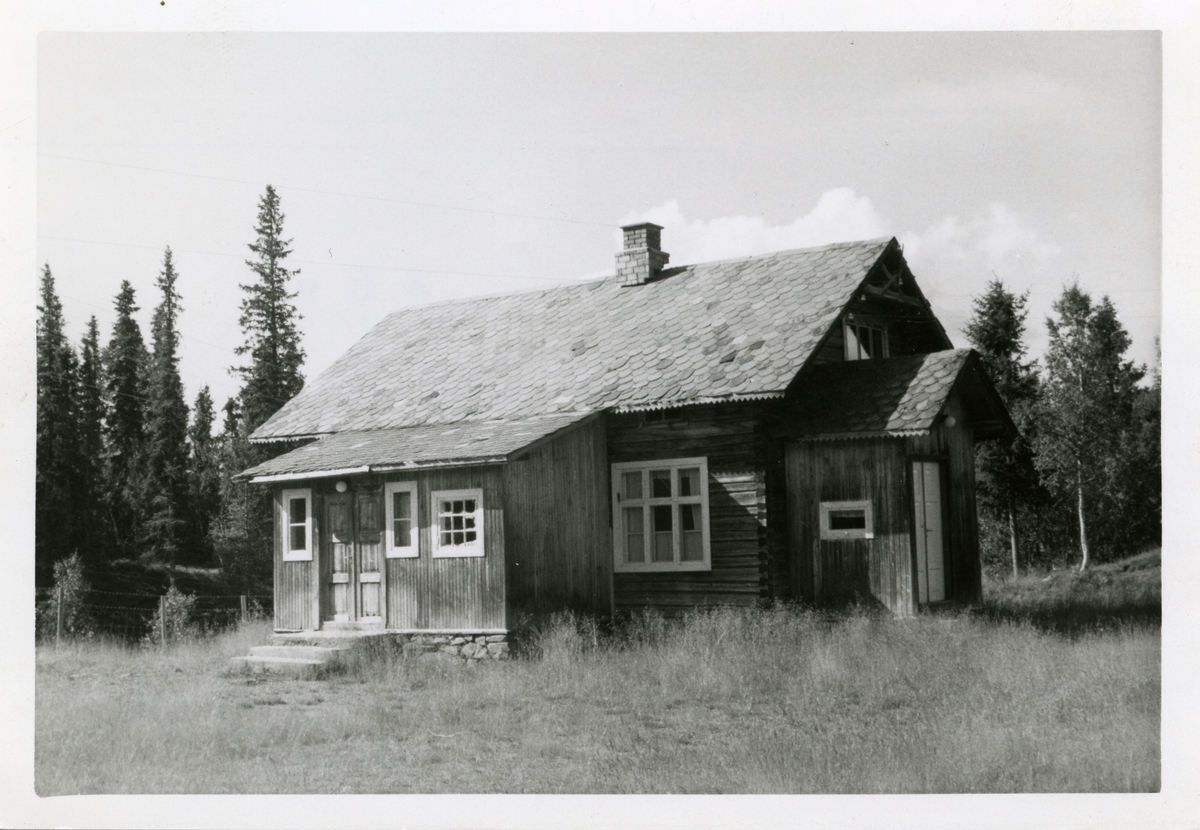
top-left (611, 457), bottom-right (712, 573)
top-left (384, 480), bottom-right (419, 558)
top-left (819, 500), bottom-right (875, 540)
top-left (281, 488), bottom-right (313, 561)
top-left (844, 315), bottom-right (889, 361)
top-left (431, 488), bottom-right (485, 559)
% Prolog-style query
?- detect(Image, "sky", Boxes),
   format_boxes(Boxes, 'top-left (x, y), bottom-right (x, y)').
top-left (36, 32), bottom-right (1161, 418)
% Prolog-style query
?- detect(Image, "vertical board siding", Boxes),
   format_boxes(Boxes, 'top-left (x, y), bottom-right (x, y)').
top-left (607, 403), bottom-right (769, 613)
top-left (273, 486), bottom-right (317, 630)
top-left (384, 467), bottom-right (507, 631)
top-left (503, 417), bottom-right (612, 618)
top-left (905, 394), bottom-right (982, 604)
top-left (785, 437), bottom-right (915, 616)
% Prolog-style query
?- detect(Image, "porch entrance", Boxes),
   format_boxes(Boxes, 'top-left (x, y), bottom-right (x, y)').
top-left (322, 489), bottom-right (385, 625)
top-left (911, 460), bottom-right (946, 604)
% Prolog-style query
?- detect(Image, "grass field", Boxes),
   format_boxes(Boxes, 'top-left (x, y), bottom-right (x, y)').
top-left (35, 554), bottom-right (1160, 794)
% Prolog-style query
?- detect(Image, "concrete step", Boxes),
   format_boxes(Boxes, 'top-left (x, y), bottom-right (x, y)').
top-left (230, 654), bottom-right (331, 678)
top-left (249, 645), bottom-right (345, 662)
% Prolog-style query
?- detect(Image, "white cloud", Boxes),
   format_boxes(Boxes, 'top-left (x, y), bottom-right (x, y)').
top-left (619, 189), bottom-right (890, 265)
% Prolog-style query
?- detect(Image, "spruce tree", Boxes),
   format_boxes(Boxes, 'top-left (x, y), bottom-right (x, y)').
top-left (102, 280), bottom-right (149, 561)
top-left (1035, 284), bottom-right (1144, 570)
top-left (964, 280), bottom-right (1041, 577)
top-left (76, 316), bottom-right (110, 564)
top-left (187, 385), bottom-right (222, 563)
top-left (235, 184), bottom-right (306, 433)
top-left (142, 247), bottom-right (191, 566)
top-left (36, 264), bottom-right (81, 584)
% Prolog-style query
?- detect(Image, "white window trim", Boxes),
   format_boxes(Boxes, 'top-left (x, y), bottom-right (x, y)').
top-left (844, 315), bottom-right (889, 361)
top-left (431, 488), bottom-right (485, 558)
top-left (820, 500), bottom-right (875, 540)
top-left (281, 488), bottom-right (313, 561)
top-left (612, 457), bottom-right (712, 573)
top-left (384, 480), bottom-right (419, 558)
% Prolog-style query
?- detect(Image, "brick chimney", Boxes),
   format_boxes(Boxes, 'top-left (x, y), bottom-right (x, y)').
top-left (616, 222), bottom-right (670, 286)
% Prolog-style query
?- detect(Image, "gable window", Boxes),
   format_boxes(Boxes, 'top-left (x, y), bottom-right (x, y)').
top-left (819, 500), bottom-right (875, 540)
top-left (612, 457), bottom-right (711, 572)
top-left (844, 316), bottom-right (889, 361)
top-left (432, 489), bottom-right (484, 558)
top-left (384, 481), bottom-right (419, 558)
top-left (281, 488), bottom-right (313, 561)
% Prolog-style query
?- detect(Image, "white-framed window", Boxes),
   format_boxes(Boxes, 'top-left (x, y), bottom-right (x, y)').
top-left (281, 488), bottom-right (313, 561)
top-left (819, 500), bottom-right (875, 540)
top-left (612, 457), bottom-right (711, 572)
top-left (432, 488), bottom-right (484, 558)
top-left (384, 480), bottom-right (419, 558)
top-left (844, 316), bottom-right (889, 361)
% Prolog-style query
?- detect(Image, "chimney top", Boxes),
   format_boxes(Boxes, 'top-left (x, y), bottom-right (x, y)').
top-left (616, 223), bottom-right (669, 286)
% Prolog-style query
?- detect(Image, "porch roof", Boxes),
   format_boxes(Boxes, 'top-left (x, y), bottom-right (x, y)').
top-left (781, 349), bottom-right (1015, 440)
top-left (239, 412), bottom-right (595, 482)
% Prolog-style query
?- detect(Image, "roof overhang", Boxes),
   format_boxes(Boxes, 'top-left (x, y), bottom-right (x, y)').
top-left (238, 412), bottom-right (598, 484)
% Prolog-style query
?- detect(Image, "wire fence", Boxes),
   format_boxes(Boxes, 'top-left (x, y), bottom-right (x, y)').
top-left (35, 586), bottom-right (272, 647)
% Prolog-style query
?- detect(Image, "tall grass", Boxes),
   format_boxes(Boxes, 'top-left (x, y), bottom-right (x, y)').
top-left (36, 602), bottom-right (1159, 794)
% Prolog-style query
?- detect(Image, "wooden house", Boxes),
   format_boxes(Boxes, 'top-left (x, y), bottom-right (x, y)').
top-left (241, 224), bottom-right (1014, 635)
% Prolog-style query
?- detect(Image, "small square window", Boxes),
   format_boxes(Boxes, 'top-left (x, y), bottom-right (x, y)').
top-left (820, 500), bottom-right (874, 540)
top-left (432, 489), bottom-right (484, 558)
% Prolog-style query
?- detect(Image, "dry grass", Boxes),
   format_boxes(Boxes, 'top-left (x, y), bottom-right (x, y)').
top-left (36, 561), bottom-right (1159, 795)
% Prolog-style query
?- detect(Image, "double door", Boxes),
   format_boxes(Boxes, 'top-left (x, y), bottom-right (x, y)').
top-left (323, 489), bottom-right (385, 624)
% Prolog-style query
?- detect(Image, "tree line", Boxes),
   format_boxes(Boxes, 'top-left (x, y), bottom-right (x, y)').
top-left (966, 280), bottom-right (1160, 574)
top-left (35, 185), bottom-right (304, 591)
top-left (36, 194), bottom-right (1161, 592)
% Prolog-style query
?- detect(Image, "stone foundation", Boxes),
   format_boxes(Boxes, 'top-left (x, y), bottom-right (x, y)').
top-left (405, 633), bottom-right (509, 661)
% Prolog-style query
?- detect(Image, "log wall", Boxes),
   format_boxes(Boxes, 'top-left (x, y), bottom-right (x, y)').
top-left (607, 403), bottom-right (770, 613)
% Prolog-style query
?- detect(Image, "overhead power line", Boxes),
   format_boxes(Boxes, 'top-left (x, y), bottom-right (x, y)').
top-left (39, 234), bottom-right (576, 283)
top-left (38, 152), bottom-right (615, 228)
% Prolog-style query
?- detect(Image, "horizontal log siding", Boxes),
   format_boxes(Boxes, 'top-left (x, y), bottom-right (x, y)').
top-left (608, 403), bottom-right (769, 613)
top-left (382, 467), bottom-right (507, 631)
top-left (785, 437), bottom-right (916, 616)
top-left (273, 486), bottom-right (319, 631)
top-left (503, 417), bottom-right (612, 618)
top-left (904, 394), bottom-right (982, 604)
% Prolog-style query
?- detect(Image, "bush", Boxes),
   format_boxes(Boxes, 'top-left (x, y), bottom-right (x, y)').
top-left (144, 585), bottom-right (198, 646)
top-left (37, 553), bottom-right (94, 641)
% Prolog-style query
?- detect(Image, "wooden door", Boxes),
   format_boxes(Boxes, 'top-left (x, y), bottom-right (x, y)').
top-left (323, 489), bottom-right (386, 624)
top-left (912, 460), bottom-right (946, 604)
top-left (355, 488), bottom-right (385, 623)
top-left (325, 494), bottom-right (354, 621)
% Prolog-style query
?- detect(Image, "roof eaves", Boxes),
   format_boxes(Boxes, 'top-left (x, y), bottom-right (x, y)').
top-left (613, 391), bottom-right (786, 414)
top-left (795, 429), bottom-right (929, 442)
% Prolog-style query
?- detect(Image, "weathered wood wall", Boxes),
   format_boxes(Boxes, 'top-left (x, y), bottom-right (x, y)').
top-left (383, 467), bottom-right (507, 631)
top-left (273, 487), bottom-right (319, 631)
top-left (503, 416), bottom-right (612, 618)
top-left (784, 437), bottom-right (915, 615)
top-left (607, 403), bottom-right (770, 613)
top-left (904, 393), bottom-right (982, 604)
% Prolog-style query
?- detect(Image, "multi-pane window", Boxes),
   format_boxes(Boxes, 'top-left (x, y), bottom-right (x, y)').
top-left (432, 489), bottom-right (484, 558)
top-left (844, 317), bottom-right (889, 361)
top-left (384, 481), bottom-right (419, 558)
top-left (612, 458), bottom-right (710, 572)
top-left (281, 488), bottom-right (312, 561)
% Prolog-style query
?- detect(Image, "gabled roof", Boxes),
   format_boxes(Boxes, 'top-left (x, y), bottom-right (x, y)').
top-left (251, 237), bottom-right (899, 441)
top-left (780, 349), bottom-right (1016, 440)
top-left (241, 413), bottom-right (593, 482)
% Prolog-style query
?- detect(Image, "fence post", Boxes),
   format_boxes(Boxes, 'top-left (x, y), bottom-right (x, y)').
top-left (240, 595), bottom-right (248, 624)
top-left (159, 594), bottom-right (167, 652)
top-left (55, 586), bottom-right (63, 651)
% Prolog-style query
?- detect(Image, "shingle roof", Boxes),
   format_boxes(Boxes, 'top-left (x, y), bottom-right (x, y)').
top-left (241, 413), bottom-right (593, 481)
top-left (251, 237), bottom-right (896, 441)
top-left (783, 350), bottom-right (974, 438)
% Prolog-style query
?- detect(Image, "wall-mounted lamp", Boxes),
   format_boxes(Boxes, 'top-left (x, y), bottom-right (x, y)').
top-left (943, 415), bottom-right (957, 428)
top-left (335, 480), bottom-right (348, 493)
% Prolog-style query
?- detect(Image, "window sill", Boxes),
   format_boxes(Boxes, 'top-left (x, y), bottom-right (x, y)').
top-left (385, 549), bottom-right (419, 559)
top-left (282, 551), bottom-right (313, 562)
top-left (614, 562), bottom-right (711, 573)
